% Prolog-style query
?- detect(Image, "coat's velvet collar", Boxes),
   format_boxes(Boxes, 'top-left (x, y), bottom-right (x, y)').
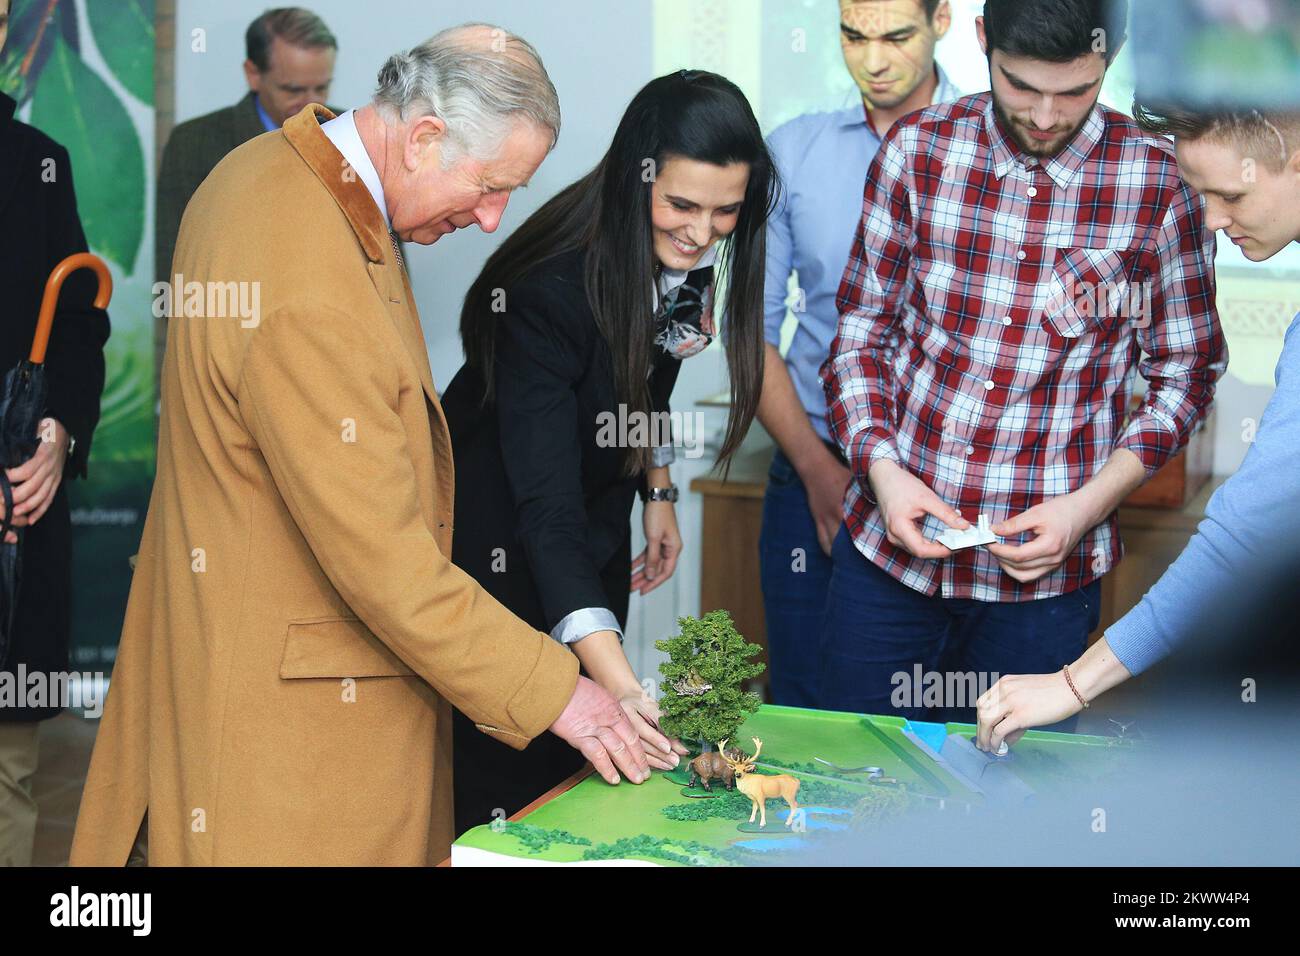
top-left (282, 104), bottom-right (390, 266)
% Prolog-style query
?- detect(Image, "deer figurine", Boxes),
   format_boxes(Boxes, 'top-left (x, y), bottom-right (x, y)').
top-left (719, 737), bottom-right (801, 828)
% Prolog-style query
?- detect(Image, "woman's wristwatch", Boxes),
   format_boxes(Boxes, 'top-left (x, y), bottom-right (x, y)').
top-left (639, 483), bottom-right (679, 503)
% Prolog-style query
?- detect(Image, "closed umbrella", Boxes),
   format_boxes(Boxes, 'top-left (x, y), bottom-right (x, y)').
top-left (0, 252), bottom-right (112, 666)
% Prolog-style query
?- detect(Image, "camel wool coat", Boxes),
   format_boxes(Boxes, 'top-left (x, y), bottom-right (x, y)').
top-left (69, 105), bottom-right (579, 866)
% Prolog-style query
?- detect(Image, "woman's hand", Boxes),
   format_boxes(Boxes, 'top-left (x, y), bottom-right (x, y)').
top-left (975, 639), bottom-right (1133, 753)
top-left (975, 671), bottom-right (1082, 753)
top-left (632, 499), bottom-right (682, 595)
top-left (569, 631), bottom-right (690, 773)
top-left (617, 684), bottom-right (690, 772)
top-left (2, 418), bottom-right (69, 544)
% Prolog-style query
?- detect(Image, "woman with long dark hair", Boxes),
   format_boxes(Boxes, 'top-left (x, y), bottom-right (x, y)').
top-left (442, 69), bottom-right (778, 833)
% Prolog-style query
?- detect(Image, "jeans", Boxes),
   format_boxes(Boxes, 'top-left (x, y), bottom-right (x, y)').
top-left (819, 525), bottom-right (1101, 728)
top-left (759, 449), bottom-right (835, 708)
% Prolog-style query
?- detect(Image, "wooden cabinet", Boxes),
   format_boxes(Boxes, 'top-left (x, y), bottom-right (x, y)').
top-left (690, 449), bottom-right (772, 694)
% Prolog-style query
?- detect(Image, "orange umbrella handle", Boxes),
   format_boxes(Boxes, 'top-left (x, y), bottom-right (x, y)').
top-left (31, 252), bottom-right (113, 365)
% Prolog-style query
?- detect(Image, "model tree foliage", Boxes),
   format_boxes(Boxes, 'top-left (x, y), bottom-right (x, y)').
top-left (656, 610), bottom-right (764, 746)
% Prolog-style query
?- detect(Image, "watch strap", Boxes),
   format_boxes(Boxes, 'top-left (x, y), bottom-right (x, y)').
top-left (640, 484), bottom-right (679, 503)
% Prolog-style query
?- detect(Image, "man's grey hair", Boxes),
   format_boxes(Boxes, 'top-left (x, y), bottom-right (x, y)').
top-left (373, 23), bottom-right (561, 168)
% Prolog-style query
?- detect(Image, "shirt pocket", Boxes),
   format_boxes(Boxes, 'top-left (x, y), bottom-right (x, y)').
top-left (1040, 246), bottom-right (1134, 339)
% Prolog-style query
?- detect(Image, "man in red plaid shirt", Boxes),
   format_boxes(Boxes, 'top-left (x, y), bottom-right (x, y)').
top-left (818, 0), bottom-right (1226, 724)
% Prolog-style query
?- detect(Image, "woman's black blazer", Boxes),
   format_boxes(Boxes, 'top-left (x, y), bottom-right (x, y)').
top-left (441, 246), bottom-right (682, 634)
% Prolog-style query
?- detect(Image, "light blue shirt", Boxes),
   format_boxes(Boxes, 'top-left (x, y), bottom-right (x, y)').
top-left (1106, 314), bottom-right (1300, 674)
top-left (254, 95), bottom-right (278, 133)
top-left (764, 68), bottom-right (963, 442)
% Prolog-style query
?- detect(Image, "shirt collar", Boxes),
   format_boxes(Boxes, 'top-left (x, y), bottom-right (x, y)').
top-left (839, 62), bottom-right (962, 129)
top-left (253, 95), bottom-right (278, 133)
top-left (320, 109), bottom-right (390, 230)
top-left (983, 94), bottom-right (1106, 189)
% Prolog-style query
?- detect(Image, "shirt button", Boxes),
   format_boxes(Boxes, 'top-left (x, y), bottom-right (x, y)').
top-left (1017, 250), bottom-right (1027, 261)
top-left (1027, 187), bottom-right (1038, 198)
top-left (1002, 316), bottom-right (1013, 326)
top-left (984, 380), bottom-right (995, 391)
top-left (965, 446), bottom-right (975, 457)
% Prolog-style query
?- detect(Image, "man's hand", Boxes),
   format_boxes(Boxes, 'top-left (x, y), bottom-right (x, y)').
top-left (867, 458), bottom-right (968, 559)
top-left (988, 449), bottom-right (1144, 583)
top-left (798, 448), bottom-right (851, 556)
top-left (988, 492), bottom-right (1092, 584)
top-left (755, 343), bottom-right (850, 555)
top-left (549, 676), bottom-right (652, 785)
top-left (2, 418), bottom-right (69, 544)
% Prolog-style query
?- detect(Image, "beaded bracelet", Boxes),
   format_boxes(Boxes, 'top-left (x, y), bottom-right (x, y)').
top-left (1063, 664), bottom-right (1089, 709)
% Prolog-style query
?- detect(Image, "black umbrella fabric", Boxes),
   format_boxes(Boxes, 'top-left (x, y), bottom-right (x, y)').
top-left (0, 252), bottom-right (112, 667)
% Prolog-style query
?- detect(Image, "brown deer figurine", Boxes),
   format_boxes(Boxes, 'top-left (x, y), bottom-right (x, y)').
top-left (719, 737), bottom-right (801, 828)
top-left (687, 745), bottom-right (745, 791)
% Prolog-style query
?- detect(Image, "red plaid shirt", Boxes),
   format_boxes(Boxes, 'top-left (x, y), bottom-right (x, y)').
top-left (822, 93), bottom-right (1227, 602)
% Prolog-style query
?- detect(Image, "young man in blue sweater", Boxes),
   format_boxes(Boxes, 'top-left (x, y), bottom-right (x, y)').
top-left (976, 103), bottom-right (1300, 750)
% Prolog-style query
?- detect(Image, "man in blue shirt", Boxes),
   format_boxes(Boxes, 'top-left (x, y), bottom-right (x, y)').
top-left (758, 0), bottom-right (961, 706)
top-left (975, 103), bottom-right (1300, 750)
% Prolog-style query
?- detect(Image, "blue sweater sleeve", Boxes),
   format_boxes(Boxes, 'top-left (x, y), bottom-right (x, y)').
top-left (1105, 314), bottom-right (1300, 674)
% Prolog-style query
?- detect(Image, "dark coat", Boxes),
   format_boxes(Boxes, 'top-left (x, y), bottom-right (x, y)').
top-left (441, 246), bottom-right (682, 833)
top-left (0, 92), bottom-right (111, 721)
top-left (155, 93), bottom-right (268, 285)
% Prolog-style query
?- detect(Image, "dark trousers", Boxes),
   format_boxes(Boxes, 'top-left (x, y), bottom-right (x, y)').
top-left (819, 525), bottom-right (1101, 727)
top-left (758, 449), bottom-right (835, 708)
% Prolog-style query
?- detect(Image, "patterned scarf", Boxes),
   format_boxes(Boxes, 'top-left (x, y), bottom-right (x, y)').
top-left (652, 244), bottom-right (718, 360)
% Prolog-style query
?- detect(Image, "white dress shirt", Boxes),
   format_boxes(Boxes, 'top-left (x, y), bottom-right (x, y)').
top-left (321, 109), bottom-right (390, 230)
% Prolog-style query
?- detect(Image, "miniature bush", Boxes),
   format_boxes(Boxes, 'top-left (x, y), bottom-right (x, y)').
top-left (503, 822), bottom-right (592, 854)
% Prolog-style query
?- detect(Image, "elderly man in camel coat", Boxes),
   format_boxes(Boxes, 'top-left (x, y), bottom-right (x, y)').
top-left (70, 24), bottom-right (655, 867)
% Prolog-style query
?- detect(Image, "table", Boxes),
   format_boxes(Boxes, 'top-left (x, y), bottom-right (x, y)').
top-left (449, 703), bottom-right (1140, 866)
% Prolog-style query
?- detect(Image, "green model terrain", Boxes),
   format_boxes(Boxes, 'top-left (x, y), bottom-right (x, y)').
top-left (453, 705), bottom-right (1140, 866)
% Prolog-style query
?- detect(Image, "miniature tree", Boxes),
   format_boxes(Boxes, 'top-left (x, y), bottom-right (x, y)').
top-left (656, 609), bottom-right (764, 750)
